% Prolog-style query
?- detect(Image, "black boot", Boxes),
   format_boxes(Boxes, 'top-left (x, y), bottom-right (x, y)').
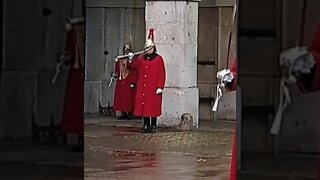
top-left (127, 112), bottom-right (133, 120)
top-left (118, 112), bottom-right (127, 120)
top-left (141, 117), bottom-right (150, 133)
top-left (149, 117), bottom-right (157, 133)
top-left (72, 135), bottom-right (83, 153)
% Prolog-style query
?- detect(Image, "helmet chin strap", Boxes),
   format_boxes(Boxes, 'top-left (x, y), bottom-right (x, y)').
top-left (144, 46), bottom-right (154, 53)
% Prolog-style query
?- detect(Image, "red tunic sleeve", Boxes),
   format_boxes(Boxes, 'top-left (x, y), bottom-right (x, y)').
top-left (226, 57), bottom-right (237, 92)
top-left (114, 62), bottom-right (120, 76)
top-left (156, 56), bottom-right (166, 89)
top-left (129, 55), bottom-right (142, 70)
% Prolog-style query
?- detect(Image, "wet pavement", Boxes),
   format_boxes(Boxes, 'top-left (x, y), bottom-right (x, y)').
top-left (85, 117), bottom-right (235, 180)
top-left (0, 142), bottom-right (83, 180)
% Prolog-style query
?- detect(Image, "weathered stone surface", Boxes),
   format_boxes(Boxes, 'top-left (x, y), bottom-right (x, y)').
top-left (197, 64), bottom-right (216, 84)
top-left (160, 87), bottom-right (199, 127)
top-left (280, 87), bottom-right (320, 153)
top-left (86, 8), bottom-right (104, 64)
top-left (84, 81), bottom-right (101, 114)
top-left (0, 0), bottom-right (81, 140)
top-left (0, 71), bottom-right (34, 139)
top-left (85, 61), bottom-right (106, 81)
top-left (198, 83), bottom-right (215, 98)
top-left (36, 70), bottom-right (68, 126)
top-left (146, 1), bottom-right (200, 127)
top-left (100, 80), bottom-right (115, 107)
top-left (216, 90), bottom-right (236, 120)
top-left (199, 101), bottom-right (214, 120)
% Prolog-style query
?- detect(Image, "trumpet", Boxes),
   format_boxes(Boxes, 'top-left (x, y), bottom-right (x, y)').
top-left (115, 46), bottom-right (152, 60)
top-left (116, 50), bottom-right (145, 60)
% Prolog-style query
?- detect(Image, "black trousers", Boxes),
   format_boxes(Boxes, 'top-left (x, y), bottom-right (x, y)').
top-left (143, 117), bottom-right (157, 126)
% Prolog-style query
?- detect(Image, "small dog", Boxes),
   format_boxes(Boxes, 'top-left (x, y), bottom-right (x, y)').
top-left (177, 113), bottom-right (194, 131)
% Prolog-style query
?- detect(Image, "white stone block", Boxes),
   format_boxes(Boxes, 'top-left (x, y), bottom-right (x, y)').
top-left (146, 1), bottom-right (185, 24)
top-left (163, 65), bottom-right (197, 88)
top-left (183, 44), bottom-right (198, 67)
top-left (146, 0), bottom-right (200, 127)
top-left (182, 22), bottom-right (198, 45)
top-left (184, 2), bottom-right (199, 23)
top-left (180, 65), bottom-right (197, 87)
top-left (159, 87), bottom-right (199, 127)
top-left (146, 21), bottom-right (198, 46)
top-left (216, 90), bottom-right (236, 120)
top-left (150, 25), bottom-right (185, 45)
top-left (156, 44), bottom-right (197, 88)
top-left (156, 43), bottom-right (185, 67)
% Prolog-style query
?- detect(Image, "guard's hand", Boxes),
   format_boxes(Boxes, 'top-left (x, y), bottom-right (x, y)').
top-left (156, 88), bottom-right (163, 94)
top-left (111, 71), bottom-right (118, 78)
top-left (115, 58), bottom-right (119, 62)
top-left (128, 52), bottom-right (134, 60)
top-left (217, 69), bottom-right (234, 88)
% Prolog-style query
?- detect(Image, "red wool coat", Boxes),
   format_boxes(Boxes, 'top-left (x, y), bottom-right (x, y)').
top-left (130, 54), bottom-right (166, 117)
top-left (226, 58), bottom-right (237, 92)
top-left (298, 25), bottom-right (320, 93)
top-left (113, 61), bottom-right (138, 112)
top-left (61, 25), bottom-right (84, 135)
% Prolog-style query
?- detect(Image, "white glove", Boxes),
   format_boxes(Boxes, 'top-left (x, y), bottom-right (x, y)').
top-left (292, 53), bottom-right (315, 74)
top-left (280, 46), bottom-right (315, 74)
top-left (128, 52), bottom-right (134, 60)
top-left (156, 88), bottom-right (163, 94)
top-left (115, 58), bottom-right (119, 62)
top-left (279, 46), bottom-right (315, 84)
top-left (111, 71), bottom-right (118, 79)
top-left (217, 69), bottom-right (234, 87)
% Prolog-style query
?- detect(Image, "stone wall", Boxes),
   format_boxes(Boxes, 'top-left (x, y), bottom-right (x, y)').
top-left (0, 0), bottom-right (83, 140)
top-left (85, 5), bottom-right (145, 114)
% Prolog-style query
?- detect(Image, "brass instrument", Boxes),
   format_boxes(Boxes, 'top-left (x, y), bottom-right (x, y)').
top-left (115, 50), bottom-right (145, 60)
top-left (115, 46), bottom-right (152, 60)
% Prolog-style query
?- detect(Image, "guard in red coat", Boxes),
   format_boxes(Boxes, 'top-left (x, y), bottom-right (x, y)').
top-left (113, 43), bottom-right (138, 119)
top-left (61, 23), bottom-right (84, 152)
top-left (129, 29), bottom-right (166, 133)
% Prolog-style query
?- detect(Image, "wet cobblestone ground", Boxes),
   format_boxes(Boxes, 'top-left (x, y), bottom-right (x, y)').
top-left (85, 117), bottom-right (234, 180)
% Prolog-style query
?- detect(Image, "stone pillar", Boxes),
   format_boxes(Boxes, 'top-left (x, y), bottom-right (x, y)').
top-left (145, 0), bottom-right (200, 127)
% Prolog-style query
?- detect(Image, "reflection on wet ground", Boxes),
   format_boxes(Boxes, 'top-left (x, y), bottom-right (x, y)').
top-left (0, 162), bottom-right (83, 180)
top-left (0, 142), bottom-right (83, 179)
top-left (85, 123), bottom-right (233, 180)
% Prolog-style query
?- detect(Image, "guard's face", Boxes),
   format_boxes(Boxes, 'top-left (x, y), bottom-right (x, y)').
top-left (146, 46), bottom-right (154, 54)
